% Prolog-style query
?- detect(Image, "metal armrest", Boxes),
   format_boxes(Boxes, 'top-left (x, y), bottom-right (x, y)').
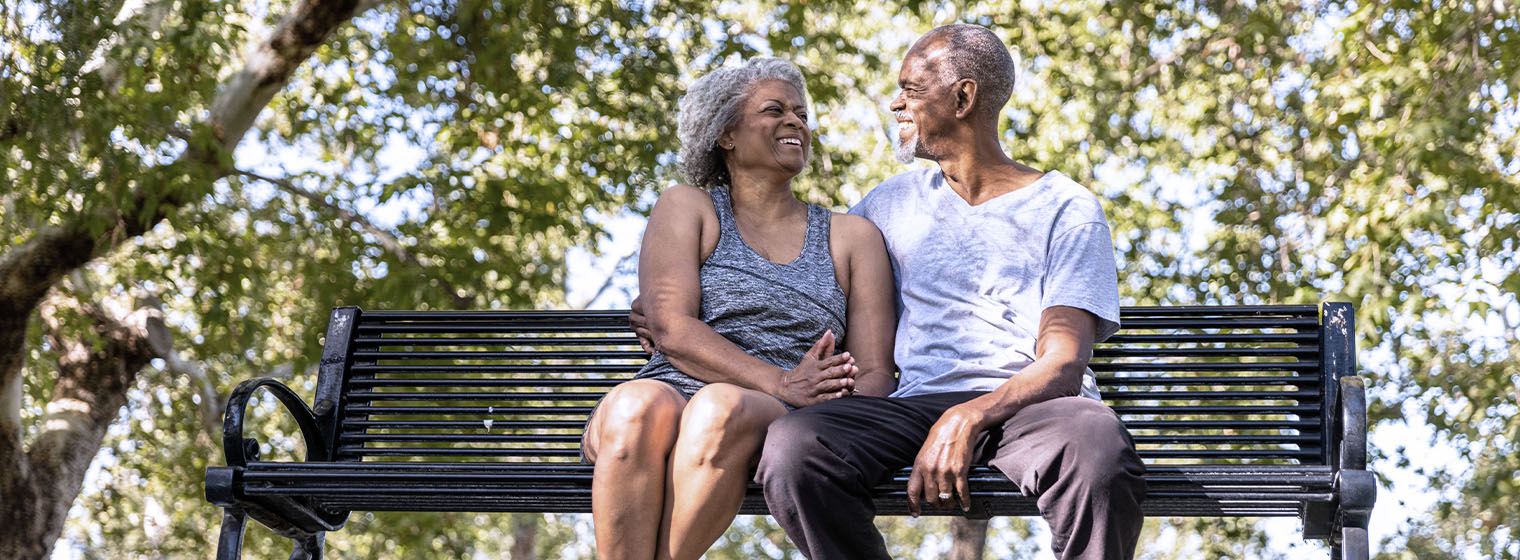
top-left (1336, 376), bottom-right (1375, 531)
top-left (1339, 376), bottom-right (1368, 471)
top-left (222, 377), bottom-right (331, 467)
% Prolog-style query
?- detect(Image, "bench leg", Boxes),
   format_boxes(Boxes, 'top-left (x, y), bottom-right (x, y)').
top-left (1327, 526), bottom-right (1369, 560)
top-left (1339, 526), bottom-right (1368, 560)
top-left (288, 531), bottom-right (324, 560)
top-left (216, 507), bottom-right (249, 560)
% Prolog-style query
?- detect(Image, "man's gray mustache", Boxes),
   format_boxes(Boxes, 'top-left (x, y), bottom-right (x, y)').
top-left (887, 110), bottom-right (914, 143)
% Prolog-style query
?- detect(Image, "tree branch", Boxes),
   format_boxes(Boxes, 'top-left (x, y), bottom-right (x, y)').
top-left (947, 517), bottom-right (988, 560)
top-left (0, 0), bottom-right (362, 458)
top-left (0, 2), bottom-right (363, 555)
top-left (235, 169), bottom-right (475, 309)
top-left (129, 292), bottom-right (224, 445)
top-left (356, 0), bottom-right (393, 17)
top-left (240, 170), bottom-right (422, 265)
top-left (138, 285), bottom-right (298, 445)
top-left (1129, 37), bottom-right (1238, 90)
top-left (571, 246), bottom-right (639, 310)
top-left (0, 228), bottom-right (101, 467)
top-left (0, 318), bottom-right (23, 476)
top-left (209, 0), bottom-right (363, 151)
top-left (78, 0), bottom-right (175, 93)
top-left (6, 292), bottom-right (159, 558)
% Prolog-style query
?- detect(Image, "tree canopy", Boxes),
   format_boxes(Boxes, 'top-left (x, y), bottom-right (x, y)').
top-left (2, 0), bottom-right (1516, 558)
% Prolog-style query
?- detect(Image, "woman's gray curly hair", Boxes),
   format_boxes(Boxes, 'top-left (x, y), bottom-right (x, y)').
top-left (677, 57), bottom-right (810, 189)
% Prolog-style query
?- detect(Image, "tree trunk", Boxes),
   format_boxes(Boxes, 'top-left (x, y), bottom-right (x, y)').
top-left (0, 295), bottom-right (157, 559)
top-left (0, 0), bottom-right (363, 557)
top-left (947, 517), bottom-right (989, 560)
top-left (509, 514), bottom-right (538, 559)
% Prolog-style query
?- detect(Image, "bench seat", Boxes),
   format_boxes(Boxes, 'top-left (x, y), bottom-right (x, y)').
top-left (233, 461), bottom-right (1338, 517)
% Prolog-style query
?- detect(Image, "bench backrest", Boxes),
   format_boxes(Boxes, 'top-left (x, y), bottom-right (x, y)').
top-left (306, 304), bottom-right (1355, 468)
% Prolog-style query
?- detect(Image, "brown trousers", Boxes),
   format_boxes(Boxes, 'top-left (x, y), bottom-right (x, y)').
top-left (755, 392), bottom-right (1146, 560)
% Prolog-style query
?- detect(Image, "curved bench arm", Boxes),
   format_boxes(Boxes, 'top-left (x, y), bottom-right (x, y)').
top-left (223, 378), bottom-right (331, 467)
top-left (1338, 376), bottom-right (1368, 471)
top-left (1336, 374), bottom-right (1375, 555)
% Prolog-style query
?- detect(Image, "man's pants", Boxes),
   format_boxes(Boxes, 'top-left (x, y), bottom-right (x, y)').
top-left (755, 392), bottom-right (1146, 560)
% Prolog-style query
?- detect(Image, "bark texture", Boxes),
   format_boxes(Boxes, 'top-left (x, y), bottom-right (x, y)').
top-left (2, 294), bottom-right (157, 559)
top-left (0, 0), bottom-right (362, 557)
top-left (510, 515), bottom-right (538, 560)
top-left (947, 517), bottom-right (989, 560)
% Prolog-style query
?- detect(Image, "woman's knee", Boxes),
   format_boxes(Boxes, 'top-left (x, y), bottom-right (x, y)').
top-left (683, 384), bottom-right (771, 431)
top-left (677, 384), bottom-right (784, 464)
top-left (590, 381), bottom-right (686, 461)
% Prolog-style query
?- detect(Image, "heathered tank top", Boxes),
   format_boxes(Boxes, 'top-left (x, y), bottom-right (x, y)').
top-left (634, 186), bottom-right (849, 397)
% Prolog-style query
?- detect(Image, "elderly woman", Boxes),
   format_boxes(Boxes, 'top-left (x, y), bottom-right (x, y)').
top-left (579, 58), bottom-right (898, 559)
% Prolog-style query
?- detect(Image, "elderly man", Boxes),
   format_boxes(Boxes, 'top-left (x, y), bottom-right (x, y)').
top-left (753, 24), bottom-right (1146, 560)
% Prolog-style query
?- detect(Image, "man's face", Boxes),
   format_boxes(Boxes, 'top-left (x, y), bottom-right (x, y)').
top-left (889, 41), bottom-right (952, 164)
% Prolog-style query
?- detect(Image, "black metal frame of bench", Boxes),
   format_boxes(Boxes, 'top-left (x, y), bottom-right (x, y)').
top-left (205, 303), bottom-right (1374, 560)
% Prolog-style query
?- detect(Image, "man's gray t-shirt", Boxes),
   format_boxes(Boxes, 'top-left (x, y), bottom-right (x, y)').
top-left (849, 168), bottom-right (1121, 400)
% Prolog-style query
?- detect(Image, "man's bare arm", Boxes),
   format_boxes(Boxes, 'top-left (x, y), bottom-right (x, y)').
top-left (836, 214), bottom-right (897, 397)
top-left (905, 305), bottom-right (1098, 515)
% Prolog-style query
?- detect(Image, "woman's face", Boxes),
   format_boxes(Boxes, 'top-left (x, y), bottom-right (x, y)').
top-left (720, 79), bottom-right (810, 179)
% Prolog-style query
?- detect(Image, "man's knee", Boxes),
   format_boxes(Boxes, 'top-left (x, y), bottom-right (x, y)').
top-left (755, 409), bottom-right (832, 484)
top-left (1052, 399), bottom-right (1145, 490)
top-left (1007, 398), bottom-right (1143, 486)
top-left (1073, 403), bottom-right (1133, 451)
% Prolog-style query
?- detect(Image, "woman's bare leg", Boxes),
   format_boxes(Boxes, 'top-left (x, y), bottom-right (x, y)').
top-left (583, 380), bottom-right (688, 560)
top-left (659, 383), bottom-right (788, 560)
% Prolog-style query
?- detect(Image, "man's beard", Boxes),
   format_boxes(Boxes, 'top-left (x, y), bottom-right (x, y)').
top-left (891, 111), bottom-right (918, 164)
top-left (893, 131), bottom-right (917, 164)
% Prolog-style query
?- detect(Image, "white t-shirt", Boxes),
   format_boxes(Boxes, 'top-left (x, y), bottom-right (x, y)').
top-left (849, 168), bottom-right (1121, 399)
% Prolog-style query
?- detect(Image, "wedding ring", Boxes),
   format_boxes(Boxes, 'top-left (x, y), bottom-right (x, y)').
top-left (937, 492), bottom-right (952, 500)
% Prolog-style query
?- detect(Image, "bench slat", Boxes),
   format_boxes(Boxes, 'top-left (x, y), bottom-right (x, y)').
top-left (355, 336), bottom-right (643, 346)
top-left (1117, 317), bottom-right (1318, 329)
top-left (346, 405), bottom-right (594, 415)
top-left (1094, 347), bottom-right (1314, 357)
top-left (354, 350), bottom-right (651, 359)
top-left (347, 391), bottom-right (606, 401)
top-left (1101, 389), bottom-right (1318, 400)
top-left (1098, 375), bottom-right (1319, 386)
top-left (1093, 361), bottom-right (1319, 372)
top-left (348, 377), bottom-right (627, 386)
top-left (1104, 332), bottom-right (1317, 343)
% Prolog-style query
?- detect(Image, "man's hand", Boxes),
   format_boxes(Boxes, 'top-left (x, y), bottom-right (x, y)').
top-left (775, 331), bottom-right (858, 407)
top-left (629, 295), bottom-right (654, 354)
top-left (906, 401), bottom-right (988, 516)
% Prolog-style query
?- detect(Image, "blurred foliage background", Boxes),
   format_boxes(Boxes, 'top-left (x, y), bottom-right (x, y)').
top-left (2, 0), bottom-right (1516, 558)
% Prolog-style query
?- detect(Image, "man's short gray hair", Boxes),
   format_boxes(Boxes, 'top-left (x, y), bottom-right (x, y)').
top-left (677, 57), bottom-right (810, 189)
top-left (924, 24), bottom-right (1015, 120)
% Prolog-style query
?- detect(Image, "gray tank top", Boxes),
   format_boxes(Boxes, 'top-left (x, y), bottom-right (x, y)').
top-left (635, 186), bottom-right (848, 396)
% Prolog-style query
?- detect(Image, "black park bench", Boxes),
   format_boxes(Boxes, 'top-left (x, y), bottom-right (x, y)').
top-left (205, 303), bottom-right (1375, 560)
